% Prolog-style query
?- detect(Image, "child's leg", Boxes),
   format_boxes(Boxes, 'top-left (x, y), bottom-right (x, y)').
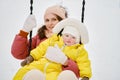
top-left (23, 69), bottom-right (45, 80)
top-left (13, 61), bottom-right (43, 80)
top-left (57, 70), bottom-right (78, 80)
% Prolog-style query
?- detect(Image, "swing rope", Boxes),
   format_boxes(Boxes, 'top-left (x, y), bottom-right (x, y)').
top-left (81, 0), bottom-right (85, 23)
top-left (29, 0), bottom-right (33, 54)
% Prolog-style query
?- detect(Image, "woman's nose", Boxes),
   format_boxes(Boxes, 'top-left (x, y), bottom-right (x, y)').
top-left (48, 20), bottom-right (53, 25)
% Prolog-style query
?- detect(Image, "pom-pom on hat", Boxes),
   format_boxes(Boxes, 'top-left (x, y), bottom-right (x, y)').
top-left (52, 18), bottom-right (89, 44)
top-left (44, 5), bottom-right (66, 19)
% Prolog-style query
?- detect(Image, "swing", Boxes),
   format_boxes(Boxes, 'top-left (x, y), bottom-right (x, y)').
top-left (28, 0), bottom-right (86, 79)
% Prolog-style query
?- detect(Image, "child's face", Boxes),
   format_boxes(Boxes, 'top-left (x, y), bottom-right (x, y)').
top-left (62, 33), bottom-right (76, 46)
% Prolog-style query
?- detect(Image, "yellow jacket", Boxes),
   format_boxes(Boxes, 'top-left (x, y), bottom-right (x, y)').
top-left (13, 34), bottom-right (92, 80)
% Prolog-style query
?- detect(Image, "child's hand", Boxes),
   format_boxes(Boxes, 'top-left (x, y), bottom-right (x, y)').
top-left (81, 77), bottom-right (89, 80)
top-left (21, 55), bottom-right (34, 66)
top-left (45, 45), bottom-right (67, 64)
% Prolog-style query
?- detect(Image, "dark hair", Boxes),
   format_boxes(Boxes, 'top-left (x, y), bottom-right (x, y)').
top-left (37, 25), bottom-right (46, 39)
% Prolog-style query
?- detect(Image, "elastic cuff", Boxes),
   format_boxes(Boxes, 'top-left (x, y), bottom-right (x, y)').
top-left (19, 30), bottom-right (29, 37)
top-left (61, 57), bottom-right (68, 65)
top-left (63, 59), bottom-right (69, 66)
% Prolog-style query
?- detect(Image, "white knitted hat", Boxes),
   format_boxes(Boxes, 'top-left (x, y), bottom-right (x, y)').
top-left (52, 18), bottom-right (89, 44)
top-left (62, 26), bottom-right (80, 43)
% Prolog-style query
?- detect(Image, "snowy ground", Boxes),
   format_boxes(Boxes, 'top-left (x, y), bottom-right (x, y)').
top-left (0, 0), bottom-right (120, 80)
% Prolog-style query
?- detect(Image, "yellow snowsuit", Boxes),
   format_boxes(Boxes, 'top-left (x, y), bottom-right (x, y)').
top-left (13, 34), bottom-right (92, 80)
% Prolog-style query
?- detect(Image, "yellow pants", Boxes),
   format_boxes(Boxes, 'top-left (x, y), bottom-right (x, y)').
top-left (13, 60), bottom-right (61, 80)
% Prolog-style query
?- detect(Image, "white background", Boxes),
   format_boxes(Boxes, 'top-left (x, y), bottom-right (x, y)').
top-left (0, 0), bottom-right (120, 80)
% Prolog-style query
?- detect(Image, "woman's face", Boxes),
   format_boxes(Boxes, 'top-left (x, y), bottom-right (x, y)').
top-left (62, 33), bottom-right (76, 46)
top-left (44, 13), bottom-right (59, 32)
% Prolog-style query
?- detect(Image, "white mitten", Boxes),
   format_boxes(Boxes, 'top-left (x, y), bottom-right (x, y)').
top-left (45, 45), bottom-right (67, 65)
top-left (22, 15), bottom-right (37, 32)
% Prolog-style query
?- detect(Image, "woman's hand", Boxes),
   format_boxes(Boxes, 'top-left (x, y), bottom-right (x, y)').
top-left (81, 77), bottom-right (89, 80)
top-left (21, 55), bottom-right (34, 66)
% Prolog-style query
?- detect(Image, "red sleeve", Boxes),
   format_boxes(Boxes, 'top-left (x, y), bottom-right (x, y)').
top-left (11, 30), bottom-right (38, 59)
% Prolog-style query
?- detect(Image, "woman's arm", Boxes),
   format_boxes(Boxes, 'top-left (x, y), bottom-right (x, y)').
top-left (11, 15), bottom-right (37, 59)
top-left (11, 30), bottom-right (38, 59)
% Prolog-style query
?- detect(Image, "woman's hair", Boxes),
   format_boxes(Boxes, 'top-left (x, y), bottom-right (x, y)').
top-left (37, 6), bottom-right (68, 39)
top-left (37, 25), bottom-right (46, 39)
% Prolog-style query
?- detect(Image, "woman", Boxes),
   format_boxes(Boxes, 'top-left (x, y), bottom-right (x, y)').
top-left (11, 5), bottom-right (80, 79)
top-left (11, 5), bottom-right (68, 59)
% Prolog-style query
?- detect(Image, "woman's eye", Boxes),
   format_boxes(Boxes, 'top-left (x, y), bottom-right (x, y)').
top-left (52, 18), bottom-right (57, 21)
top-left (45, 19), bottom-right (49, 22)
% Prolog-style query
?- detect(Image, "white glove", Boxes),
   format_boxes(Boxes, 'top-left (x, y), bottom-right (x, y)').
top-left (45, 45), bottom-right (67, 65)
top-left (22, 15), bottom-right (37, 32)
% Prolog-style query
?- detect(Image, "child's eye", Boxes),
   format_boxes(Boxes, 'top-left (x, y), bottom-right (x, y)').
top-left (65, 34), bottom-right (69, 37)
top-left (72, 36), bottom-right (76, 39)
top-left (66, 35), bottom-right (69, 37)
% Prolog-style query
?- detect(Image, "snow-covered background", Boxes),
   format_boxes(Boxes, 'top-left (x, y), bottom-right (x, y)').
top-left (0, 0), bottom-right (120, 80)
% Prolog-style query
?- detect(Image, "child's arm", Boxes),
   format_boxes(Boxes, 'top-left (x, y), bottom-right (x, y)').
top-left (76, 46), bottom-right (92, 79)
top-left (20, 37), bottom-right (51, 66)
